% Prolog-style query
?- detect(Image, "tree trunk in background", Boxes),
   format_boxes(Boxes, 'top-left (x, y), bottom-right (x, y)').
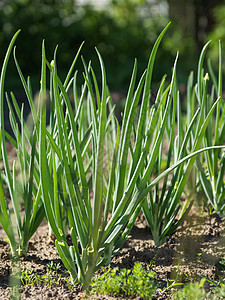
top-left (168, 0), bottom-right (224, 50)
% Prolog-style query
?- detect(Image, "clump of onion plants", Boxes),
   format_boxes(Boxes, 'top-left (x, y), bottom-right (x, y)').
top-left (142, 38), bottom-right (223, 246)
top-left (195, 41), bottom-right (225, 216)
top-left (38, 23), bottom-right (223, 289)
top-left (0, 31), bottom-right (45, 256)
top-left (39, 23), bottom-right (177, 288)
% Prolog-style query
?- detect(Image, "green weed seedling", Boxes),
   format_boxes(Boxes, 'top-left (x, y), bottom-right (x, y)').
top-left (197, 252), bottom-right (202, 263)
top-left (90, 262), bottom-right (157, 300)
top-left (200, 274), bottom-right (225, 299)
top-left (44, 261), bottom-right (62, 286)
top-left (21, 269), bottom-right (40, 286)
top-left (21, 262), bottom-right (62, 287)
top-left (173, 279), bottom-right (206, 300)
top-left (158, 265), bottom-right (183, 295)
top-left (64, 276), bottom-right (78, 291)
top-left (217, 258), bottom-right (225, 270)
top-left (213, 285), bottom-right (225, 299)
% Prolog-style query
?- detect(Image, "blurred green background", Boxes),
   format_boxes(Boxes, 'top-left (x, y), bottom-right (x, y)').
top-left (0, 0), bottom-right (225, 93)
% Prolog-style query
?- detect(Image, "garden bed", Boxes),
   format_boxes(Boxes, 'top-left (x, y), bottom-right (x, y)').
top-left (0, 199), bottom-right (224, 299)
top-left (1, 25), bottom-right (225, 300)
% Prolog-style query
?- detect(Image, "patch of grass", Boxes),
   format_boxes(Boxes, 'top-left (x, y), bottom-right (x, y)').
top-left (90, 262), bottom-right (157, 299)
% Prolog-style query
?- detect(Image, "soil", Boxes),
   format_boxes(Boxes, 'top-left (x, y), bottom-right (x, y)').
top-left (0, 143), bottom-right (225, 299)
top-left (0, 206), bottom-right (224, 299)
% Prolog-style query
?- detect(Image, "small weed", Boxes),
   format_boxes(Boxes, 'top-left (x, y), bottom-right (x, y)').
top-left (197, 252), bottom-right (202, 263)
top-left (213, 285), bottom-right (225, 298)
top-left (21, 262), bottom-right (62, 287)
top-left (46, 261), bottom-right (61, 272)
top-left (217, 258), bottom-right (225, 270)
top-left (200, 274), bottom-right (225, 299)
top-left (158, 265), bottom-right (183, 295)
top-left (65, 276), bottom-right (78, 291)
top-left (44, 261), bottom-right (61, 285)
top-left (21, 269), bottom-right (37, 286)
top-left (173, 279), bottom-right (206, 300)
top-left (90, 262), bottom-right (157, 299)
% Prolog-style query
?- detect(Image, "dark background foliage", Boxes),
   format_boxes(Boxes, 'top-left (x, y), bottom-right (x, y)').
top-left (0, 0), bottom-right (225, 92)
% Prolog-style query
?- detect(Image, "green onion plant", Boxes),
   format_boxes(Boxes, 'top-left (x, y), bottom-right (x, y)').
top-left (142, 40), bottom-right (223, 246)
top-left (194, 41), bottom-right (225, 216)
top-left (0, 31), bottom-right (45, 256)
